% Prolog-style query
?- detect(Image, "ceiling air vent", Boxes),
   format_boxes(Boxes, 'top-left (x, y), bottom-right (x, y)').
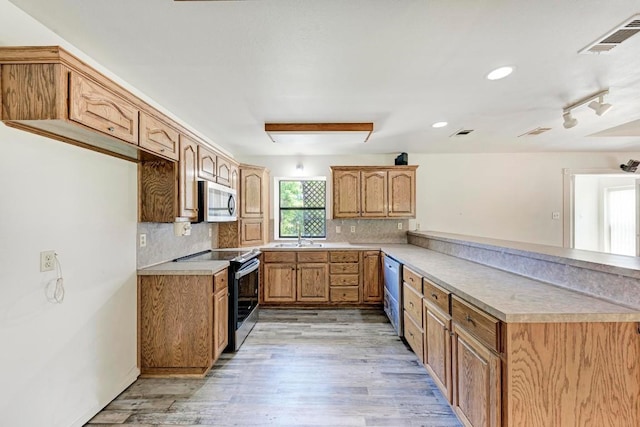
top-left (450, 129), bottom-right (474, 137)
top-left (579, 14), bottom-right (640, 54)
top-left (518, 127), bottom-right (551, 137)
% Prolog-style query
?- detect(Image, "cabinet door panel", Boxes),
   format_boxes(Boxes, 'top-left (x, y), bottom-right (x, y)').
top-left (217, 156), bottom-right (231, 187)
top-left (424, 302), bottom-right (452, 403)
top-left (69, 72), bottom-right (139, 144)
top-left (241, 169), bottom-right (264, 217)
top-left (333, 170), bottom-right (360, 218)
top-left (363, 251), bottom-right (382, 302)
top-left (388, 170), bottom-right (415, 217)
top-left (361, 171), bottom-right (387, 217)
top-left (213, 287), bottom-right (228, 360)
top-left (139, 112), bottom-right (179, 160)
top-left (452, 324), bottom-right (501, 427)
top-left (179, 135), bottom-right (199, 220)
top-left (297, 263), bottom-right (329, 302)
top-left (197, 145), bottom-right (217, 181)
top-left (240, 219), bottom-right (264, 246)
top-left (263, 263), bottom-right (296, 302)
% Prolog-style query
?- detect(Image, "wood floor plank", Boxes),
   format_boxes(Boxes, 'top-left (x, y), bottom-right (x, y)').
top-left (87, 309), bottom-right (461, 427)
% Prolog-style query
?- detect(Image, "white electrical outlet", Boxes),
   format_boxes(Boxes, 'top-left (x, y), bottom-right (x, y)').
top-left (336, 226), bottom-right (341, 234)
top-left (416, 223), bottom-right (420, 230)
top-left (209, 227), bottom-right (212, 237)
top-left (40, 250), bottom-right (55, 272)
top-left (139, 233), bottom-right (147, 247)
top-left (397, 222), bottom-right (403, 230)
top-left (350, 225), bottom-right (356, 233)
top-left (552, 212), bottom-right (561, 220)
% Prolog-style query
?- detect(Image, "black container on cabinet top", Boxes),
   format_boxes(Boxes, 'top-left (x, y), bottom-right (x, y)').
top-left (394, 152), bottom-right (408, 165)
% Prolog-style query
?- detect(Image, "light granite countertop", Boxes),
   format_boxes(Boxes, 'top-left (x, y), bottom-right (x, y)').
top-left (137, 260), bottom-right (229, 276)
top-left (380, 243), bottom-right (640, 323)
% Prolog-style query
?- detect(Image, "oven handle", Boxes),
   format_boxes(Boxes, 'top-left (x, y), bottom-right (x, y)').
top-left (235, 258), bottom-right (260, 280)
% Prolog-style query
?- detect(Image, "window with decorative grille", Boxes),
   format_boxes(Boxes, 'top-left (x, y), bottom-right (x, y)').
top-left (277, 178), bottom-right (326, 239)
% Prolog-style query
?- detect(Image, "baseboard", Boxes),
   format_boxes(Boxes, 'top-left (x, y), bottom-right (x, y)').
top-left (70, 367), bottom-right (140, 427)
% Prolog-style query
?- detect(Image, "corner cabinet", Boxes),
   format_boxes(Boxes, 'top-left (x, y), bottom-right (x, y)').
top-left (138, 268), bottom-right (228, 378)
top-left (331, 166), bottom-right (417, 219)
top-left (218, 164), bottom-right (270, 248)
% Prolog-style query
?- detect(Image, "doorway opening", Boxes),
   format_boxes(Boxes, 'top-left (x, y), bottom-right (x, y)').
top-left (563, 169), bottom-right (639, 256)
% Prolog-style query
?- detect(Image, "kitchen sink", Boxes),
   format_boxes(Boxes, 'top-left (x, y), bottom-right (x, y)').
top-left (273, 242), bottom-right (323, 248)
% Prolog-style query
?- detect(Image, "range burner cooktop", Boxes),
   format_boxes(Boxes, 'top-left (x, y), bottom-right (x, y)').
top-left (174, 249), bottom-right (260, 263)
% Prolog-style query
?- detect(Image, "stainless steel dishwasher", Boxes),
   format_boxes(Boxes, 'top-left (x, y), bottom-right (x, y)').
top-left (383, 254), bottom-right (402, 336)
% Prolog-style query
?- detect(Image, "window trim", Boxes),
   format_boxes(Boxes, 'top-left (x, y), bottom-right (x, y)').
top-left (273, 176), bottom-right (327, 240)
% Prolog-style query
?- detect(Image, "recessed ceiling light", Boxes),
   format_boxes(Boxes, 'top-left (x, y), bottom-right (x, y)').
top-left (486, 66), bottom-right (514, 80)
top-left (432, 121), bottom-right (448, 128)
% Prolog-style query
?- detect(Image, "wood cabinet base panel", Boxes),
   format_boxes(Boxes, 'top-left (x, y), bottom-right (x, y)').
top-left (140, 366), bottom-right (210, 378)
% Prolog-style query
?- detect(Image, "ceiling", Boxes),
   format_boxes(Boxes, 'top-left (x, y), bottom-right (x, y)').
top-left (5, 0), bottom-right (640, 156)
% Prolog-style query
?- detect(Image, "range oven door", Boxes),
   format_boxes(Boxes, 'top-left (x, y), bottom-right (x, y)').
top-left (229, 257), bottom-right (260, 351)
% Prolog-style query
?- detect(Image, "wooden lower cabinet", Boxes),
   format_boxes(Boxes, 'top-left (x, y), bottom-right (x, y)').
top-left (263, 263), bottom-right (296, 302)
top-left (424, 300), bottom-right (452, 403)
top-left (297, 263), bottom-right (329, 302)
top-left (262, 250), bottom-right (381, 306)
top-left (452, 324), bottom-right (501, 427)
top-left (362, 250), bottom-right (382, 302)
top-left (138, 269), bottom-right (228, 378)
top-left (213, 270), bottom-right (229, 361)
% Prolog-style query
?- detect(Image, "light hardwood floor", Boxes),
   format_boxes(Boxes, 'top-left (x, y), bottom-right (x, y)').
top-left (87, 309), bottom-right (461, 427)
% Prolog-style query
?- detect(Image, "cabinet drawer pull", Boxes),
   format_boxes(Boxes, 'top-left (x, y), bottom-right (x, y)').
top-left (465, 314), bottom-right (476, 325)
top-left (431, 293), bottom-right (438, 300)
top-left (160, 148), bottom-right (165, 152)
top-left (409, 301), bottom-right (414, 307)
top-left (107, 126), bottom-right (115, 132)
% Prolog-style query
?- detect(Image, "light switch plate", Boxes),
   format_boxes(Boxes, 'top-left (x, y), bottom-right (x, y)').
top-left (336, 226), bottom-right (341, 234)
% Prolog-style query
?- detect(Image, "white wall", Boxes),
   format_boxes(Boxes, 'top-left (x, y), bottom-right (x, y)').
top-left (574, 175), bottom-right (601, 251)
top-left (242, 152), bottom-right (640, 247)
top-left (0, 2), bottom-right (138, 426)
top-left (411, 152), bottom-right (640, 246)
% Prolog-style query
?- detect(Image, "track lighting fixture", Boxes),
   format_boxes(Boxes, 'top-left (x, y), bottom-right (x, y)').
top-left (562, 89), bottom-right (612, 129)
top-left (562, 111), bottom-right (578, 129)
top-left (620, 159), bottom-right (639, 173)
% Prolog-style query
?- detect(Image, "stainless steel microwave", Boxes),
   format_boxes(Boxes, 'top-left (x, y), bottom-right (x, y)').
top-left (198, 181), bottom-right (237, 222)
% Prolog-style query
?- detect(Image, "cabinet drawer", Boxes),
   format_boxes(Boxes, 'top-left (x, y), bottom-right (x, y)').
top-left (330, 274), bottom-right (359, 287)
top-left (423, 278), bottom-right (450, 314)
top-left (69, 72), bottom-right (139, 144)
top-left (330, 286), bottom-right (359, 302)
top-left (452, 296), bottom-right (501, 353)
top-left (403, 283), bottom-right (423, 324)
top-left (403, 266), bottom-right (423, 294)
top-left (330, 263), bottom-right (359, 274)
top-left (403, 311), bottom-right (424, 363)
top-left (297, 251), bottom-right (328, 263)
top-left (139, 111), bottom-right (179, 160)
top-left (330, 251), bottom-right (359, 263)
top-left (214, 269), bottom-right (228, 292)
top-left (263, 251), bottom-right (296, 263)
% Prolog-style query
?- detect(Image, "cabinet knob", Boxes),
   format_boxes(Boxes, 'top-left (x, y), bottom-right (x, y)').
top-left (409, 301), bottom-right (414, 307)
top-left (431, 293), bottom-right (438, 300)
top-left (160, 148), bottom-right (165, 152)
top-left (107, 126), bottom-right (115, 132)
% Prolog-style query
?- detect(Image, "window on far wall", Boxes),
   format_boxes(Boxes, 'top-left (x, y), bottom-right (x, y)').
top-left (276, 178), bottom-right (326, 239)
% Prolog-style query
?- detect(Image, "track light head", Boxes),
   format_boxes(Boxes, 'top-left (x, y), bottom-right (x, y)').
top-left (620, 159), bottom-right (640, 173)
top-left (562, 111), bottom-right (578, 129)
top-left (587, 99), bottom-right (613, 116)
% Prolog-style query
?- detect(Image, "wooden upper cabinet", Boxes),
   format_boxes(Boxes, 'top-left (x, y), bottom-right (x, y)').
top-left (179, 135), bottom-right (199, 221)
top-left (388, 169), bottom-right (415, 217)
top-left (197, 145), bottom-right (217, 182)
top-left (331, 166), bottom-right (417, 219)
top-left (333, 170), bottom-right (361, 218)
top-left (139, 112), bottom-right (179, 160)
top-left (230, 162), bottom-right (239, 191)
top-left (69, 72), bottom-right (139, 144)
top-left (241, 168), bottom-right (265, 218)
top-left (361, 171), bottom-right (387, 217)
top-left (217, 156), bottom-right (231, 187)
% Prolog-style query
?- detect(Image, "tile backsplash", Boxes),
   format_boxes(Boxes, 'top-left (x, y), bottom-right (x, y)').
top-left (137, 222), bottom-right (218, 268)
top-left (270, 219), bottom-right (409, 243)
